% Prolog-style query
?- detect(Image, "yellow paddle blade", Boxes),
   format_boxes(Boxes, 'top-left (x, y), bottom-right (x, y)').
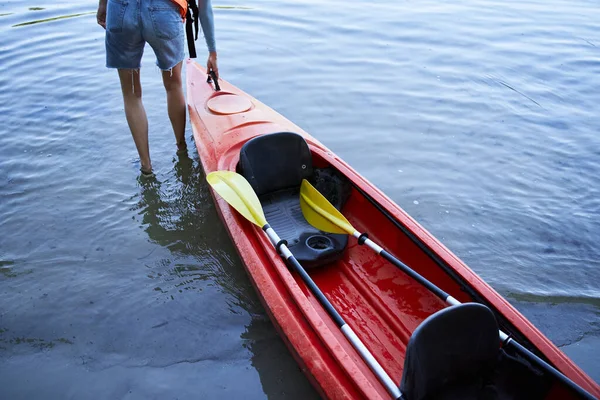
top-left (206, 171), bottom-right (267, 228)
top-left (299, 179), bottom-right (355, 235)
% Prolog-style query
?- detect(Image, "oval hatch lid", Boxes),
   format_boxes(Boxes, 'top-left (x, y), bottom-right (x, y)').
top-left (207, 94), bottom-right (252, 115)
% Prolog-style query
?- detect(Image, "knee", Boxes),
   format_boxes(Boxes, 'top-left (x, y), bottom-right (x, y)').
top-left (163, 76), bottom-right (182, 93)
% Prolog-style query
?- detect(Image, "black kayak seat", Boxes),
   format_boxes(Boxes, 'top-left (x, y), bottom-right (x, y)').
top-left (400, 303), bottom-right (500, 400)
top-left (239, 131), bottom-right (313, 197)
top-left (238, 132), bottom-right (349, 268)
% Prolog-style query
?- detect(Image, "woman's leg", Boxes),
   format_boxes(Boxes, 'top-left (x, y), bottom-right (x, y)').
top-left (117, 69), bottom-right (152, 173)
top-left (161, 61), bottom-right (186, 152)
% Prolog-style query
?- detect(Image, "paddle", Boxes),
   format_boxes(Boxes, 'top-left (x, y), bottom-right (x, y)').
top-left (206, 170), bottom-right (403, 400)
top-left (299, 178), bottom-right (596, 400)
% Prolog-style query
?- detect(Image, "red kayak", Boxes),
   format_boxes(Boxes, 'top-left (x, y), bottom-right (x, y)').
top-left (186, 59), bottom-right (599, 400)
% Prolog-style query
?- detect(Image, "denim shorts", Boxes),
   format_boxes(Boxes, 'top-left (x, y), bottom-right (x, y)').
top-left (105, 0), bottom-right (185, 70)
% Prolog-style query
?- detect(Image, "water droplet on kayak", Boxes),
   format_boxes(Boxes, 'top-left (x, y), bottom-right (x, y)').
top-left (445, 210), bottom-right (449, 214)
top-left (413, 200), bottom-right (419, 205)
top-left (398, 169), bottom-right (403, 173)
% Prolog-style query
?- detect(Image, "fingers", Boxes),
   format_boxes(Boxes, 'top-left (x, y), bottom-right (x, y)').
top-left (207, 59), bottom-right (218, 77)
top-left (207, 53), bottom-right (219, 79)
top-left (96, 12), bottom-right (106, 29)
top-left (207, 63), bottom-right (219, 79)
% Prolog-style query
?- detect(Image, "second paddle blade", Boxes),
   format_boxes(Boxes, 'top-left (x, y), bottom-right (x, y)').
top-left (299, 179), bottom-right (355, 235)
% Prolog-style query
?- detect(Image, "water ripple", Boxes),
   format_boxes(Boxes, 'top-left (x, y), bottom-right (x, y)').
top-left (1, 0), bottom-right (599, 393)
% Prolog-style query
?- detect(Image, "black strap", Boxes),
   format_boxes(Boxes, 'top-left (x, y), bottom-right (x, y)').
top-left (185, 0), bottom-right (199, 58)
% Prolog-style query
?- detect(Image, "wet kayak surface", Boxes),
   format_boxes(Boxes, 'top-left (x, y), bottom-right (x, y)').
top-left (0, 0), bottom-right (598, 398)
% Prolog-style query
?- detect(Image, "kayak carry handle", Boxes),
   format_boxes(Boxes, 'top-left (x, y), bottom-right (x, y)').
top-left (206, 70), bottom-right (221, 91)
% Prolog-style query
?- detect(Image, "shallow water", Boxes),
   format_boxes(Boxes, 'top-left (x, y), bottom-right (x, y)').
top-left (1, 0), bottom-right (599, 397)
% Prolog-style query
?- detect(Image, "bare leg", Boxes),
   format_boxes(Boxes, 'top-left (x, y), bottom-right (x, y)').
top-left (117, 68), bottom-right (152, 173)
top-left (161, 61), bottom-right (186, 152)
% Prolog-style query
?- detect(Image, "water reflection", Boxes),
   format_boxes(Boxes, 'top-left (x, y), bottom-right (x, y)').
top-left (12, 12), bottom-right (95, 27)
top-left (0, 0), bottom-right (595, 388)
top-left (132, 146), bottom-right (319, 399)
top-left (242, 316), bottom-right (322, 399)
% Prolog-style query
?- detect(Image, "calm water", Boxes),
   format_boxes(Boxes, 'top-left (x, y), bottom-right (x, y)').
top-left (1, 0), bottom-right (599, 397)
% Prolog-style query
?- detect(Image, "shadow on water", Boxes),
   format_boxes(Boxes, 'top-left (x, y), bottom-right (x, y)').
top-left (132, 146), bottom-right (320, 399)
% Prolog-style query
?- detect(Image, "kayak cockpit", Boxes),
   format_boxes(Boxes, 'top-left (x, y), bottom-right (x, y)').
top-left (236, 131), bottom-right (351, 268)
top-left (231, 131), bottom-right (572, 400)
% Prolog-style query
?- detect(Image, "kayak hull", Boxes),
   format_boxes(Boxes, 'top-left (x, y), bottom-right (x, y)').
top-left (185, 59), bottom-right (600, 399)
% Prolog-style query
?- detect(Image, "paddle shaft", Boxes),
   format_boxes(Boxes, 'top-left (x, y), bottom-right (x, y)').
top-left (355, 232), bottom-right (461, 305)
top-left (353, 231), bottom-right (596, 400)
top-left (263, 224), bottom-right (403, 400)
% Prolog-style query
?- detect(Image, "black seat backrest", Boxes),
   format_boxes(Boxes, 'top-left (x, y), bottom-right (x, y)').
top-left (239, 132), bottom-right (313, 197)
top-left (400, 303), bottom-right (500, 400)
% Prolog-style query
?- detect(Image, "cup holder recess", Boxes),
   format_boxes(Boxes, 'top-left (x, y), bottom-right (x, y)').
top-left (306, 235), bottom-right (333, 251)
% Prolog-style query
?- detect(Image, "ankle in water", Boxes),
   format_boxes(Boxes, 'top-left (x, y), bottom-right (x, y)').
top-left (176, 142), bottom-right (188, 155)
top-left (140, 167), bottom-right (155, 178)
top-left (140, 163), bottom-right (153, 174)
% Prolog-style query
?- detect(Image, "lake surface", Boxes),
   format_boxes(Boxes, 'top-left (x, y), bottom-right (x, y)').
top-left (1, 0), bottom-right (599, 398)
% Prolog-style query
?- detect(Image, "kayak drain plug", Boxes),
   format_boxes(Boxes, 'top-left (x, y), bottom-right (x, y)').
top-left (307, 235), bottom-right (333, 251)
